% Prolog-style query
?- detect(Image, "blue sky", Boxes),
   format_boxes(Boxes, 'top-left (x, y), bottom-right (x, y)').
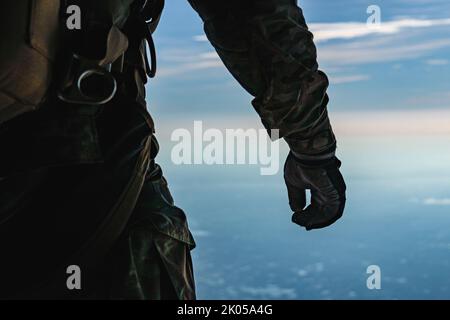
top-left (148, 0), bottom-right (450, 119)
top-left (143, 1), bottom-right (450, 299)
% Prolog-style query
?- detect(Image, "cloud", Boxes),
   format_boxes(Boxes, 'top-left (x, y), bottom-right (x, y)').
top-left (423, 198), bottom-right (450, 206)
top-left (406, 91), bottom-right (450, 108)
top-left (193, 35), bottom-right (208, 42)
top-left (332, 110), bottom-right (450, 136)
top-left (191, 230), bottom-right (211, 237)
top-left (165, 18), bottom-right (450, 78)
top-left (310, 18), bottom-right (450, 67)
top-left (329, 74), bottom-right (370, 84)
top-left (318, 37), bottom-right (450, 66)
top-left (296, 263), bottom-right (326, 279)
top-left (158, 58), bottom-right (223, 77)
top-left (297, 269), bottom-right (309, 277)
top-left (159, 50), bottom-right (372, 82)
top-left (193, 18), bottom-right (450, 44)
top-left (240, 285), bottom-right (297, 299)
top-left (310, 18), bottom-right (450, 43)
top-left (426, 59), bottom-right (449, 66)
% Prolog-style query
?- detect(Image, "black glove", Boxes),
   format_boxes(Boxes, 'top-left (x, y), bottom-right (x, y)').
top-left (284, 152), bottom-right (347, 231)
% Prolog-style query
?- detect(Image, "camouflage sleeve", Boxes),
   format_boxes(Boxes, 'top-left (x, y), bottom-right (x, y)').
top-left (188, 0), bottom-right (336, 160)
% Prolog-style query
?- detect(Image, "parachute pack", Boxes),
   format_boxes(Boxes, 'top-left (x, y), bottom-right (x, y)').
top-left (0, 0), bottom-right (164, 125)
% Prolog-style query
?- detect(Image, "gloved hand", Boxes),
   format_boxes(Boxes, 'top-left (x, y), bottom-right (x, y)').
top-left (284, 152), bottom-right (347, 231)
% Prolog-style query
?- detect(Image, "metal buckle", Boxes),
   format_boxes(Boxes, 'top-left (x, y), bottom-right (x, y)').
top-left (58, 54), bottom-right (117, 105)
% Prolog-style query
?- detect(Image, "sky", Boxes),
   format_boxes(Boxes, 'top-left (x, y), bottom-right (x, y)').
top-left (149, 0), bottom-right (450, 120)
top-left (143, 1), bottom-right (450, 299)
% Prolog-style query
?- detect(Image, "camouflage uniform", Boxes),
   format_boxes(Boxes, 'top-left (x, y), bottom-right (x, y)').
top-left (188, 0), bottom-right (336, 160)
top-left (0, 0), bottom-right (338, 299)
top-left (189, 0), bottom-right (346, 232)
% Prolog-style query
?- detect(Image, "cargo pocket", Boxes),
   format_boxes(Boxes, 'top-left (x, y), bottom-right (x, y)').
top-left (107, 223), bottom-right (196, 300)
top-left (106, 167), bottom-right (197, 300)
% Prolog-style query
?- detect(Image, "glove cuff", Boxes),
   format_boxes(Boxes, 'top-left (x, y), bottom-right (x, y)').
top-left (289, 151), bottom-right (340, 168)
top-left (285, 129), bottom-right (336, 161)
top-left (290, 149), bottom-right (336, 162)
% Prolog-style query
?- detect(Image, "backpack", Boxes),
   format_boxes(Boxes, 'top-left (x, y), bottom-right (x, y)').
top-left (0, 0), bottom-right (163, 125)
top-left (0, 0), bottom-right (60, 124)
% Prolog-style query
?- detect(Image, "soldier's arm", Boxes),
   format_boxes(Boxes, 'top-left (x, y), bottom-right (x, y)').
top-left (189, 0), bottom-right (346, 230)
top-left (188, 0), bottom-right (336, 160)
